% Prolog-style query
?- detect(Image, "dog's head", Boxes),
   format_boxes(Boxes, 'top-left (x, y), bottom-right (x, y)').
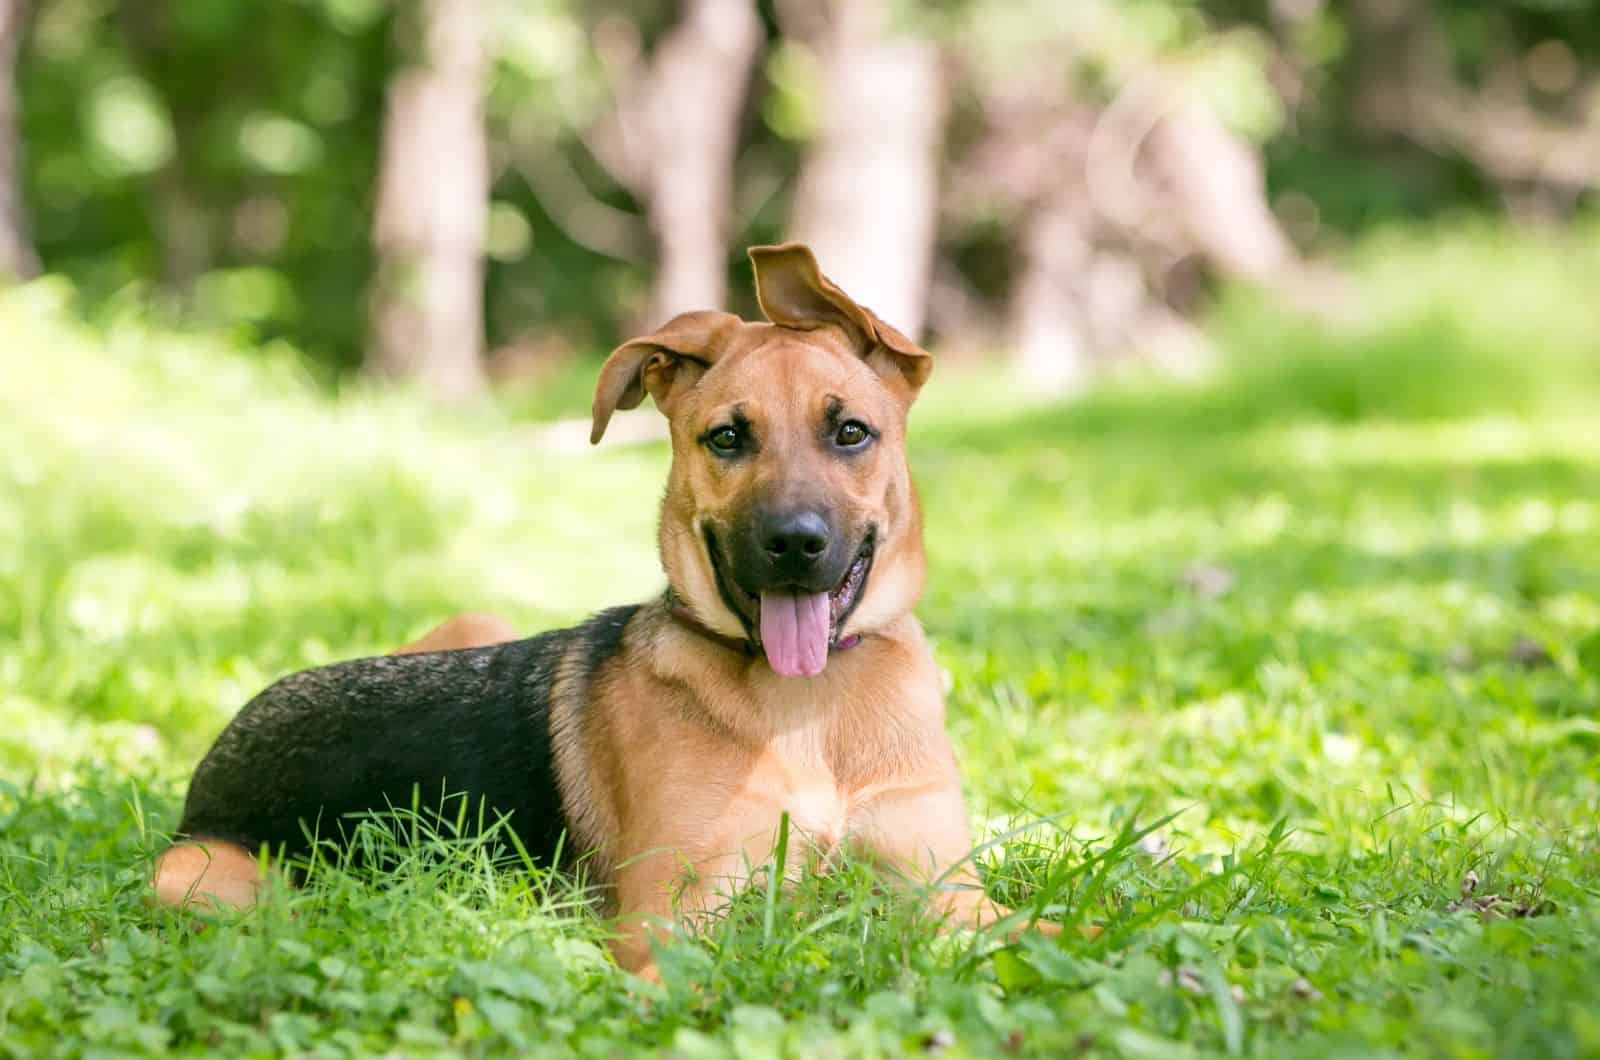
top-left (591, 244), bottom-right (932, 678)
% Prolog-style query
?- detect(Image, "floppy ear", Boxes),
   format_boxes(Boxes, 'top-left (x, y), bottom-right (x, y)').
top-left (590, 310), bottom-right (742, 444)
top-left (748, 242), bottom-right (933, 402)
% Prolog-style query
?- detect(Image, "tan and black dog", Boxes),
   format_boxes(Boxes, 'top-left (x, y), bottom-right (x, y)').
top-left (152, 244), bottom-right (1054, 978)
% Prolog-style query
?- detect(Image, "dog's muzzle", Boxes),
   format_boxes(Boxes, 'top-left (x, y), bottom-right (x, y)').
top-left (735, 506), bottom-right (851, 594)
top-left (707, 513), bottom-right (875, 679)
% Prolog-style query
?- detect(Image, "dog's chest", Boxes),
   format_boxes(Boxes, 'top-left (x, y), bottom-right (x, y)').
top-left (752, 730), bottom-right (853, 854)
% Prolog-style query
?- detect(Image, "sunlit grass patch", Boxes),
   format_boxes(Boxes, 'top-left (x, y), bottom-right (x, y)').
top-left (3, 223), bottom-right (1600, 1055)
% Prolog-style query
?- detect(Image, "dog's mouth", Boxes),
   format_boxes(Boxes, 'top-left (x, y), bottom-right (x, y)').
top-left (704, 528), bottom-right (874, 678)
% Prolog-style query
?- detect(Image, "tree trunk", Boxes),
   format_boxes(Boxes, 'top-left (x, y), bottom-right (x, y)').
top-left (979, 84), bottom-right (1236, 391)
top-left (118, 3), bottom-right (218, 294)
top-left (0, 0), bottom-right (38, 282)
top-left (782, 0), bottom-right (945, 340)
top-left (1010, 192), bottom-right (1096, 392)
top-left (368, 0), bottom-right (488, 400)
top-left (1346, 0), bottom-right (1444, 144)
top-left (642, 0), bottom-right (761, 323)
top-left (1010, 193), bottom-right (1212, 391)
top-left (1147, 102), bottom-right (1294, 283)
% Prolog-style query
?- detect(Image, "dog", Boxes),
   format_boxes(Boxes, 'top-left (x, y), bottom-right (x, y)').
top-left (151, 243), bottom-right (1055, 979)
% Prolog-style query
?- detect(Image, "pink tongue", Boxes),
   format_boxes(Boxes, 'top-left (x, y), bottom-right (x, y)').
top-left (759, 591), bottom-right (831, 678)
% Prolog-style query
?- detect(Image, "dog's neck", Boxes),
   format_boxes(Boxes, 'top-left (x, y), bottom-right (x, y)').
top-left (662, 589), bottom-right (757, 656)
top-left (662, 588), bottom-right (861, 659)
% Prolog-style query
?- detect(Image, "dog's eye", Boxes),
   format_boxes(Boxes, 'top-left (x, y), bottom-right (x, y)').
top-left (834, 420), bottom-right (871, 448)
top-left (707, 426), bottom-right (742, 454)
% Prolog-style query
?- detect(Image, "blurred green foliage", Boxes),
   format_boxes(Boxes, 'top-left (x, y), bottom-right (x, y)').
top-left (15, 0), bottom-right (1597, 370)
top-left (23, 0), bottom-right (392, 366)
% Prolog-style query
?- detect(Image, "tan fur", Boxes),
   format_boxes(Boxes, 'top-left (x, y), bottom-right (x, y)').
top-left (652, 325), bottom-right (925, 644)
top-left (151, 245), bottom-right (1053, 978)
top-left (589, 611), bottom-right (1019, 978)
top-left (580, 245), bottom-right (1053, 979)
top-left (150, 839), bottom-right (268, 911)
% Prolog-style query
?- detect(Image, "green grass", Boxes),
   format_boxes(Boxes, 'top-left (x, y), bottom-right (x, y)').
top-left (3, 222), bottom-right (1600, 1057)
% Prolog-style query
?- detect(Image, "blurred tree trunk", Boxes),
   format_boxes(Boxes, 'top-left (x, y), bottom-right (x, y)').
top-left (1009, 193), bottom-right (1211, 392)
top-left (368, 0), bottom-right (488, 400)
top-left (119, 4), bottom-right (215, 294)
top-left (1009, 192), bottom-right (1096, 391)
top-left (641, 0), bottom-right (761, 323)
top-left (568, 0), bottom-right (761, 323)
top-left (967, 70), bottom-right (1300, 392)
top-left (780, 0), bottom-right (945, 339)
top-left (1146, 101), bottom-right (1294, 284)
top-left (0, 0), bottom-right (38, 281)
top-left (1346, 0), bottom-right (1440, 143)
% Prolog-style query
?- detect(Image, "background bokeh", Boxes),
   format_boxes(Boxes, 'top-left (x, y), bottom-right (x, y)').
top-left (3, 0), bottom-right (1596, 396)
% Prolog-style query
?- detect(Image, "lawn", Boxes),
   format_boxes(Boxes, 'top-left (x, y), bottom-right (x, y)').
top-left (2, 224), bottom-right (1599, 1057)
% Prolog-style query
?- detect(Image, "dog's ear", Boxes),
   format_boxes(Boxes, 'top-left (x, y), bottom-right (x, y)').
top-left (748, 242), bottom-right (933, 403)
top-left (591, 310), bottom-right (742, 444)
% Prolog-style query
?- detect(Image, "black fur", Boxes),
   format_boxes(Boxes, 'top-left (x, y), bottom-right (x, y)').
top-left (178, 605), bottom-right (640, 868)
top-left (573, 605), bottom-right (636, 683)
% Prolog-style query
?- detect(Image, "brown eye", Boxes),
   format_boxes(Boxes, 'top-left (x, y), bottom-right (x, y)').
top-left (835, 421), bottom-right (871, 448)
top-left (707, 426), bottom-right (742, 454)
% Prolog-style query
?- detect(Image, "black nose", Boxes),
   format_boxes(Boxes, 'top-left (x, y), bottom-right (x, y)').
top-left (761, 509), bottom-right (831, 570)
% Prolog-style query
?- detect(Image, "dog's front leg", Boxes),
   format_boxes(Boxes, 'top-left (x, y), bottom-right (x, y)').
top-left (852, 781), bottom-right (1060, 937)
top-left (610, 850), bottom-right (750, 982)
